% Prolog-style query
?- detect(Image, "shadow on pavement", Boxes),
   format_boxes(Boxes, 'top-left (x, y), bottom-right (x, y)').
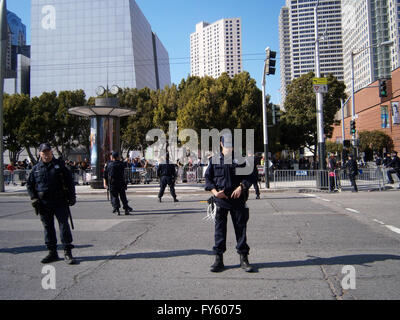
top-left (0, 244), bottom-right (93, 254)
top-left (253, 254), bottom-right (400, 270)
top-left (76, 249), bottom-right (214, 263)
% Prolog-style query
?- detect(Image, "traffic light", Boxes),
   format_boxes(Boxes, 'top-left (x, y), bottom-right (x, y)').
top-left (350, 120), bottom-right (356, 134)
top-left (379, 80), bottom-right (387, 97)
top-left (266, 48), bottom-right (276, 75)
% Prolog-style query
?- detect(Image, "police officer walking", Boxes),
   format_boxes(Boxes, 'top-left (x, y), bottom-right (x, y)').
top-left (345, 154), bottom-right (359, 192)
top-left (157, 153), bottom-right (179, 202)
top-left (26, 143), bottom-right (77, 264)
top-left (205, 134), bottom-right (254, 273)
top-left (385, 150), bottom-right (400, 188)
top-left (104, 151), bottom-right (133, 215)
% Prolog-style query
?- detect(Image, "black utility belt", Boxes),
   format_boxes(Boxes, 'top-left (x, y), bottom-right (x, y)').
top-left (38, 191), bottom-right (64, 200)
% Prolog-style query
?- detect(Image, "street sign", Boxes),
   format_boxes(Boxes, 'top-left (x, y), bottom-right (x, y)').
top-left (313, 84), bottom-right (328, 93)
top-left (313, 77), bottom-right (328, 85)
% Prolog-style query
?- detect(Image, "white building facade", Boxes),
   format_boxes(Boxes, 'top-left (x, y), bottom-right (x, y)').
top-left (190, 18), bottom-right (242, 78)
top-left (30, 0), bottom-right (170, 98)
top-left (342, 0), bottom-right (399, 96)
top-left (279, 0), bottom-right (343, 104)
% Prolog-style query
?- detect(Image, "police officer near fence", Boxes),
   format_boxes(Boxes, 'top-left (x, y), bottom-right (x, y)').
top-left (157, 153), bottom-right (179, 202)
top-left (104, 151), bottom-right (133, 215)
top-left (205, 134), bottom-right (254, 273)
top-left (26, 143), bottom-right (77, 264)
top-left (345, 154), bottom-right (359, 193)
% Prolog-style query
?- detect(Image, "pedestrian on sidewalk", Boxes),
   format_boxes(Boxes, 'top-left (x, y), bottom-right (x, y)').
top-left (205, 133), bottom-right (254, 273)
top-left (104, 152), bottom-right (133, 215)
top-left (26, 143), bottom-right (77, 264)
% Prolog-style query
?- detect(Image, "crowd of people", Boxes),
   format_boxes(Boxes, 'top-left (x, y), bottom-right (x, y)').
top-left (3, 149), bottom-right (400, 188)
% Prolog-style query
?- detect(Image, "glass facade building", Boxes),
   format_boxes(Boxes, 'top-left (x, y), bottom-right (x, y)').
top-left (31, 0), bottom-right (170, 98)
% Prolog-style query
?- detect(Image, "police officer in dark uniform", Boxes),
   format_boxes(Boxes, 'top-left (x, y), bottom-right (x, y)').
top-left (104, 151), bottom-right (133, 215)
top-left (157, 153), bottom-right (179, 202)
top-left (205, 134), bottom-right (254, 273)
top-left (26, 143), bottom-right (76, 264)
top-left (345, 154), bottom-right (359, 192)
top-left (386, 150), bottom-right (400, 188)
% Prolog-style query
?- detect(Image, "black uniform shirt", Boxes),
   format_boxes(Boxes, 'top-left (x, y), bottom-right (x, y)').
top-left (157, 163), bottom-right (177, 178)
top-left (104, 160), bottom-right (126, 188)
top-left (205, 153), bottom-right (252, 209)
top-left (27, 158), bottom-right (75, 205)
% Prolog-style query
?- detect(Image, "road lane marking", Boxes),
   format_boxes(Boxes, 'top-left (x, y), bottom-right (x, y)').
top-left (345, 208), bottom-right (360, 213)
top-left (373, 219), bottom-right (385, 225)
top-left (385, 225), bottom-right (400, 235)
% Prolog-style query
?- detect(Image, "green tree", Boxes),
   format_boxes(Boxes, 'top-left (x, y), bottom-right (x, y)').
top-left (3, 93), bottom-right (30, 163)
top-left (18, 92), bottom-right (59, 163)
top-left (281, 72), bottom-right (346, 155)
top-left (54, 90), bottom-right (87, 159)
top-left (359, 130), bottom-right (394, 157)
top-left (120, 87), bottom-right (155, 156)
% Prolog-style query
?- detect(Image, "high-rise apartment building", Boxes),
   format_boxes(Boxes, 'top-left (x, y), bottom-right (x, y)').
top-left (279, 0), bottom-right (343, 104)
top-left (30, 0), bottom-right (170, 98)
top-left (342, 0), bottom-right (398, 96)
top-left (4, 10), bottom-right (30, 95)
top-left (190, 18), bottom-right (242, 78)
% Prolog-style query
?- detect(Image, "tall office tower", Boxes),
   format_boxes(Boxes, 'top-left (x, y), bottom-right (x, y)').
top-left (279, 0), bottom-right (343, 104)
top-left (388, 0), bottom-right (400, 70)
top-left (279, 6), bottom-right (290, 107)
top-left (4, 10), bottom-right (30, 95)
top-left (342, 0), bottom-right (396, 96)
top-left (190, 18), bottom-right (242, 78)
top-left (6, 10), bottom-right (27, 74)
top-left (30, 0), bottom-right (170, 98)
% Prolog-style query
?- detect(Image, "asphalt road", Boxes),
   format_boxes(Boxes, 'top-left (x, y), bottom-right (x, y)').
top-left (1, 188), bottom-right (400, 300)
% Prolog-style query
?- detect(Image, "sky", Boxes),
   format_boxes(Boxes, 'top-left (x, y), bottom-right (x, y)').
top-left (7, 0), bottom-right (285, 105)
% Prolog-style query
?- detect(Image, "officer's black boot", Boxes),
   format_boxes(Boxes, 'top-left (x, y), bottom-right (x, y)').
top-left (158, 197), bottom-right (162, 203)
top-left (240, 253), bottom-right (254, 272)
top-left (41, 249), bottom-right (59, 264)
top-left (210, 254), bottom-right (224, 272)
top-left (64, 248), bottom-right (76, 265)
top-left (173, 197), bottom-right (179, 202)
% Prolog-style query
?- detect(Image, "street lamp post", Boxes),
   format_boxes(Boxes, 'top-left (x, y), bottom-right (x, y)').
top-left (0, 0), bottom-right (7, 193)
top-left (350, 40), bottom-right (394, 157)
top-left (314, 0), bottom-right (326, 170)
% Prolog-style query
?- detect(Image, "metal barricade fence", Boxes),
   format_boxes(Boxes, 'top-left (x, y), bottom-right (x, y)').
top-left (124, 167), bottom-right (157, 184)
top-left (3, 169), bottom-right (30, 186)
top-left (334, 168), bottom-right (384, 191)
top-left (273, 170), bottom-right (332, 190)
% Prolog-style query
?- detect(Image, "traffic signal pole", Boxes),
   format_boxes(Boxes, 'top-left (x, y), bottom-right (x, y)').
top-left (261, 47), bottom-right (276, 189)
top-left (314, 2), bottom-right (326, 170)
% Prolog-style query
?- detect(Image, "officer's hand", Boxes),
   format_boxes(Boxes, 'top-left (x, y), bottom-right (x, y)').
top-left (69, 198), bottom-right (76, 206)
top-left (213, 190), bottom-right (228, 199)
top-left (231, 186), bottom-right (242, 199)
top-left (31, 198), bottom-right (40, 208)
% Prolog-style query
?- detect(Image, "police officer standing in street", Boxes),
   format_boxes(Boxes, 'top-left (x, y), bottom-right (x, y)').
top-left (104, 151), bottom-right (133, 215)
top-left (157, 153), bottom-right (179, 202)
top-left (345, 154), bottom-right (359, 192)
top-left (205, 134), bottom-right (254, 273)
top-left (27, 143), bottom-right (77, 264)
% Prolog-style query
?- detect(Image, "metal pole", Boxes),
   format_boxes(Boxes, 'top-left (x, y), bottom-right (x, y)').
top-left (314, 2), bottom-right (326, 170)
top-left (350, 51), bottom-right (357, 158)
top-left (340, 99), bottom-right (345, 144)
top-left (0, 0), bottom-right (8, 192)
top-left (261, 62), bottom-right (270, 189)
